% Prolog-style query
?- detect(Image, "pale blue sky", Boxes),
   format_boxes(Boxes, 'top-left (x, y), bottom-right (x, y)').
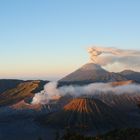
top-left (0, 0), bottom-right (140, 80)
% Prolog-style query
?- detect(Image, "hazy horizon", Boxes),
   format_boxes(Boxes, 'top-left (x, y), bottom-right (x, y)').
top-left (0, 0), bottom-right (140, 79)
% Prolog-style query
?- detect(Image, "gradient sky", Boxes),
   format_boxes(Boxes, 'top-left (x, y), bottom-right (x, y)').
top-left (0, 0), bottom-right (140, 80)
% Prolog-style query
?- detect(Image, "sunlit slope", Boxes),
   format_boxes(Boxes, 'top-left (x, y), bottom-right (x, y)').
top-left (0, 80), bottom-right (47, 107)
top-left (43, 97), bottom-right (127, 130)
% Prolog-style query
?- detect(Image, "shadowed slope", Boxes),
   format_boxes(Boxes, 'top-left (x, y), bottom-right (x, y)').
top-left (120, 70), bottom-right (140, 83)
top-left (94, 93), bottom-right (140, 112)
top-left (0, 79), bottom-right (23, 93)
top-left (62, 128), bottom-right (140, 140)
top-left (42, 97), bottom-right (128, 131)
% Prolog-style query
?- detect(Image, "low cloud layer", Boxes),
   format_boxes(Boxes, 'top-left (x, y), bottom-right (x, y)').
top-left (32, 82), bottom-right (140, 105)
top-left (88, 46), bottom-right (140, 72)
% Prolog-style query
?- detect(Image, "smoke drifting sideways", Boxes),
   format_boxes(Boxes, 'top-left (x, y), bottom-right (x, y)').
top-left (32, 82), bottom-right (140, 105)
top-left (88, 46), bottom-right (140, 72)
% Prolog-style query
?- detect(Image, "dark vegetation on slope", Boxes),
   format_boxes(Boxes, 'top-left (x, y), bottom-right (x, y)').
top-left (60, 128), bottom-right (140, 140)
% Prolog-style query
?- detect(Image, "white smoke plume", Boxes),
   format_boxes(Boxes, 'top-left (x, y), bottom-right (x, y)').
top-left (88, 46), bottom-right (140, 72)
top-left (32, 82), bottom-right (140, 105)
top-left (32, 82), bottom-right (60, 104)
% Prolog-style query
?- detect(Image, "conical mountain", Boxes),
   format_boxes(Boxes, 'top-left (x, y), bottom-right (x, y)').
top-left (59, 63), bottom-right (127, 85)
top-left (42, 97), bottom-right (128, 131)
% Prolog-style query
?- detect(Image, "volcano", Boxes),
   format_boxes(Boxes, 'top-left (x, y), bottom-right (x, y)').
top-left (42, 97), bottom-right (128, 131)
top-left (59, 63), bottom-right (127, 86)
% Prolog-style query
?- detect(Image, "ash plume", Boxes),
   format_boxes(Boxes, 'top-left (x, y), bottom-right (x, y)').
top-left (32, 82), bottom-right (140, 105)
top-left (88, 46), bottom-right (140, 72)
top-left (31, 46), bottom-right (140, 105)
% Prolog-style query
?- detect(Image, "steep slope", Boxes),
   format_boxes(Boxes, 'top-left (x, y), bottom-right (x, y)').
top-left (0, 80), bottom-right (48, 107)
top-left (11, 100), bottom-right (42, 110)
top-left (41, 97), bottom-right (127, 130)
top-left (93, 91), bottom-right (140, 112)
top-left (59, 63), bottom-right (127, 86)
top-left (120, 70), bottom-right (140, 83)
top-left (0, 79), bottom-right (23, 93)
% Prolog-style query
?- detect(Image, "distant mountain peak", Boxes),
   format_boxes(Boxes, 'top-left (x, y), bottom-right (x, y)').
top-left (80, 63), bottom-right (103, 71)
top-left (59, 63), bottom-right (127, 85)
top-left (121, 70), bottom-right (135, 74)
top-left (120, 70), bottom-right (140, 83)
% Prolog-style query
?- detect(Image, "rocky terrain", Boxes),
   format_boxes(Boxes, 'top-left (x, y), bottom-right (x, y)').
top-left (41, 97), bottom-right (128, 131)
top-left (0, 63), bottom-right (140, 140)
top-left (0, 80), bottom-right (48, 107)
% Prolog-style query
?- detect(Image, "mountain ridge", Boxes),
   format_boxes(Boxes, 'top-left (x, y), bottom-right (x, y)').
top-left (59, 63), bottom-right (127, 86)
top-left (120, 70), bottom-right (140, 83)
